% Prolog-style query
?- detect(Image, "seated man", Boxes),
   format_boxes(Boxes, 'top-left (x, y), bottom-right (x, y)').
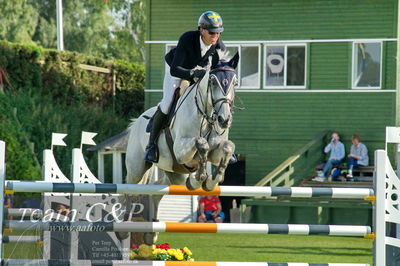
top-left (313, 132), bottom-right (345, 182)
top-left (346, 134), bottom-right (369, 180)
top-left (198, 195), bottom-right (225, 223)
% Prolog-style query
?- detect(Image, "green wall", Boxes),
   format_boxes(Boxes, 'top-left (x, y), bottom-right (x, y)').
top-left (146, 0), bottom-right (398, 184)
top-left (147, 91), bottom-right (394, 185)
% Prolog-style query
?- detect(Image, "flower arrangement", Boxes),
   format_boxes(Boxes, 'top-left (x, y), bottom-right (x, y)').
top-left (130, 243), bottom-right (194, 261)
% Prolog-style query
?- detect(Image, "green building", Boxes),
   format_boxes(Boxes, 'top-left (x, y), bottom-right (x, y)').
top-left (144, 0), bottom-right (398, 210)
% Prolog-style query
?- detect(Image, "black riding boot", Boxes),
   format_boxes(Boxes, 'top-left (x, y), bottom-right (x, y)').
top-left (144, 108), bottom-right (167, 163)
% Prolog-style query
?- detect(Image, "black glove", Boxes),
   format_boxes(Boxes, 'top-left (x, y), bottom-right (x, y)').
top-left (192, 69), bottom-right (206, 79)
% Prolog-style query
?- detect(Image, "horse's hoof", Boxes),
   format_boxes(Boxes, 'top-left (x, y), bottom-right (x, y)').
top-left (216, 173), bottom-right (224, 184)
top-left (186, 177), bottom-right (201, 190)
top-left (202, 181), bottom-right (215, 191)
top-left (202, 176), bottom-right (218, 191)
top-left (143, 232), bottom-right (158, 245)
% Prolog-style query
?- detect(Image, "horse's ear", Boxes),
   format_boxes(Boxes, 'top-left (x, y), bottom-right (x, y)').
top-left (228, 52), bottom-right (240, 69)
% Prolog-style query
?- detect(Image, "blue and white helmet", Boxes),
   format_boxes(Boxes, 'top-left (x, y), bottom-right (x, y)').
top-left (198, 11), bottom-right (224, 33)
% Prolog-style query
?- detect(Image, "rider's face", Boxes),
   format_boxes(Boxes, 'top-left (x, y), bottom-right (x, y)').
top-left (200, 28), bottom-right (220, 45)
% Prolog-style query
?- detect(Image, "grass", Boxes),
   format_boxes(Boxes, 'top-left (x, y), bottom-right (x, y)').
top-left (3, 232), bottom-right (373, 264)
top-left (3, 230), bottom-right (42, 259)
top-left (157, 233), bottom-right (373, 264)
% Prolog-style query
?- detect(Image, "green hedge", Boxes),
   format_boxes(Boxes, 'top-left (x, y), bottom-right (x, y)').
top-left (0, 40), bottom-right (144, 118)
top-left (0, 41), bottom-right (144, 181)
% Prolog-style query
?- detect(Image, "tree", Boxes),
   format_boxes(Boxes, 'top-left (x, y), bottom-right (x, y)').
top-left (0, 1), bottom-right (38, 44)
top-left (1, 0), bottom-right (146, 62)
top-left (106, 0), bottom-right (146, 62)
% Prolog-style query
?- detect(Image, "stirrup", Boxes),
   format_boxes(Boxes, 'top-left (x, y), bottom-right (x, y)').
top-left (144, 145), bottom-right (159, 163)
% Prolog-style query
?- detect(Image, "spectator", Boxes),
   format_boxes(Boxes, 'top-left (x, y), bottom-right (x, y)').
top-left (314, 132), bottom-right (345, 182)
top-left (198, 195), bottom-right (225, 223)
top-left (346, 134), bottom-right (369, 180)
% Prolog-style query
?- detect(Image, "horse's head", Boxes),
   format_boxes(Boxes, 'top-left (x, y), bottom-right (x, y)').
top-left (208, 52), bottom-right (239, 129)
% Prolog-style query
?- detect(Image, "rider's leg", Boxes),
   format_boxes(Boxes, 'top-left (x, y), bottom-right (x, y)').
top-left (144, 107), bottom-right (167, 163)
top-left (144, 69), bottom-right (180, 163)
top-left (159, 66), bottom-right (181, 114)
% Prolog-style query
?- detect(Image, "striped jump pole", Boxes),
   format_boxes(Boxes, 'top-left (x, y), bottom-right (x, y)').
top-left (4, 208), bottom-right (43, 218)
top-left (5, 181), bottom-right (374, 199)
top-left (2, 235), bottom-right (41, 243)
top-left (4, 221), bottom-right (372, 237)
top-left (0, 260), bottom-right (371, 266)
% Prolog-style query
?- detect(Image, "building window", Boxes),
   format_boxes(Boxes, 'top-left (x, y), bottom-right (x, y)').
top-left (223, 45), bottom-right (260, 89)
top-left (240, 45), bottom-right (260, 88)
top-left (264, 44), bottom-right (306, 89)
top-left (352, 42), bottom-right (382, 89)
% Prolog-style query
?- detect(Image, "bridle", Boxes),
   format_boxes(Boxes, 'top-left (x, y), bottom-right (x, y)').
top-left (209, 67), bottom-right (236, 107)
top-left (194, 67), bottom-right (237, 136)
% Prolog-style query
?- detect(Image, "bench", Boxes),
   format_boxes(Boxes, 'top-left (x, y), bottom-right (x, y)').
top-left (314, 164), bottom-right (374, 183)
top-left (351, 166), bottom-right (374, 182)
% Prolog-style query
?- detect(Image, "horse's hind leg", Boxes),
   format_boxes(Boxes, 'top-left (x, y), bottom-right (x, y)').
top-left (143, 171), bottom-right (187, 245)
top-left (126, 148), bottom-right (152, 185)
top-left (203, 140), bottom-right (235, 191)
top-left (116, 162), bottom-right (151, 242)
top-left (119, 151), bottom-right (151, 242)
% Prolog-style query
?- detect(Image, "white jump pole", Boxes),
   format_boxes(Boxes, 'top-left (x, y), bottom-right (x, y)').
top-left (375, 150), bottom-right (386, 266)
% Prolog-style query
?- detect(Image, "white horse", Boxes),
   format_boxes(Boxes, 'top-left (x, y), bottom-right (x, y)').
top-left (124, 53), bottom-right (239, 243)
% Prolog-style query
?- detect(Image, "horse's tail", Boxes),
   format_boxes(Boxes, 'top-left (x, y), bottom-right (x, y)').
top-left (127, 118), bottom-right (138, 130)
top-left (138, 165), bottom-right (153, 184)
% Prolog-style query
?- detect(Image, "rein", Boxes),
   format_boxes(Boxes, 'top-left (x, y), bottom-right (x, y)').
top-left (195, 69), bottom-right (236, 137)
top-left (170, 67), bottom-right (236, 138)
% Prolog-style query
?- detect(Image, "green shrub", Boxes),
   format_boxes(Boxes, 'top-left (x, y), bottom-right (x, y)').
top-left (0, 41), bottom-right (144, 180)
top-left (0, 40), bottom-right (144, 119)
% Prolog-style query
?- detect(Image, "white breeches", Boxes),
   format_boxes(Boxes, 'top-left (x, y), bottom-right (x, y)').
top-left (159, 67), bottom-right (181, 114)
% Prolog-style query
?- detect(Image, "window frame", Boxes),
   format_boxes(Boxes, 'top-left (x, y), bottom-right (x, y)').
top-left (236, 44), bottom-right (261, 89)
top-left (351, 41), bottom-right (382, 90)
top-left (263, 43), bottom-right (307, 89)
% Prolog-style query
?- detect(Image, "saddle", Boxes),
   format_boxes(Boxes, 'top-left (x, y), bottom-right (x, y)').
top-left (145, 80), bottom-right (190, 133)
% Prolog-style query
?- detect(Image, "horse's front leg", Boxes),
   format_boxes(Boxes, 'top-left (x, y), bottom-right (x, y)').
top-left (203, 140), bottom-right (235, 191)
top-left (174, 136), bottom-right (209, 190)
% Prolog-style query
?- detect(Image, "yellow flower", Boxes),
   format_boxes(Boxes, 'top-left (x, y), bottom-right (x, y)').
top-left (129, 250), bottom-right (137, 260)
top-left (167, 249), bottom-right (176, 256)
top-left (183, 247), bottom-right (192, 256)
top-left (152, 248), bottom-right (162, 255)
top-left (189, 258), bottom-right (195, 261)
top-left (174, 249), bottom-right (184, 261)
top-left (175, 253), bottom-right (184, 260)
top-left (139, 244), bottom-right (151, 251)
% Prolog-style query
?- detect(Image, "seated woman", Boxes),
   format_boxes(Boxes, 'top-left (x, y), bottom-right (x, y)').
top-left (198, 195), bottom-right (225, 223)
top-left (346, 134), bottom-right (369, 180)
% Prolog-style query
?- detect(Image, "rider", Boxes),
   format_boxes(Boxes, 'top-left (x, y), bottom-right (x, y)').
top-left (144, 11), bottom-right (226, 163)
